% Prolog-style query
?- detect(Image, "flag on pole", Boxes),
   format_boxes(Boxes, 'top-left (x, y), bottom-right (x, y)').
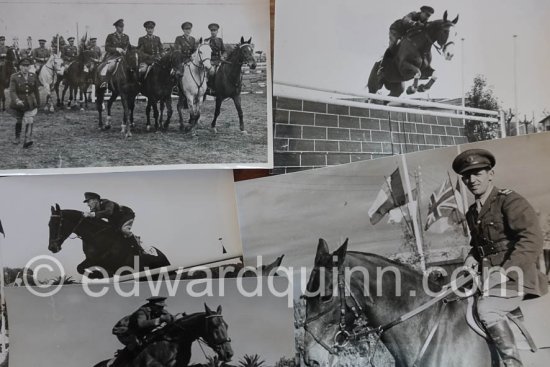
top-left (368, 168), bottom-right (407, 225)
top-left (425, 178), bottom-right (462, 231)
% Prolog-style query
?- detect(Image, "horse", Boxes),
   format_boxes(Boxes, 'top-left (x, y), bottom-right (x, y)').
top-left (208, 37), bottom-right (257, 134)
top-left (0, 47), bottom-right (20, 111)
top-left (301, 238), bottom-right (550, 367)
top-left (93, 304), bottom-right (233, 367)
top-left (48, 204), bottom-right (170, 279)
top-left (367, 11), bottom-right (458, 97)
top-left (37, 53), bottom-right (64, 112)
top-left (175, 38), bottom-right (212, 135)
top-left (59, 52), bottom-right (95, 110)
top-left (140, 52), bottom-right (177, 132)
top-left (94, 47), bottom-right (140, 138)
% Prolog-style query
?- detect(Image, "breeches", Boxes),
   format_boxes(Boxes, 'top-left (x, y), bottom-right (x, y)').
top-left (477, 292), bottom-right (522, 327)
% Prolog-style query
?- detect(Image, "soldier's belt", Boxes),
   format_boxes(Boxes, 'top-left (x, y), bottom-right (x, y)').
top-left (475, 240), bottom-right (510, 258)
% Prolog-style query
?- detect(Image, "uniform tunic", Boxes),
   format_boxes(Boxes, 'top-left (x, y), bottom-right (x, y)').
top-left (205, 36), bottom-right (225, 64)
top-left (88, 45), bottom-right (102, 60)
top-left (31, 47), bottom-right (51, 64)
top-left (9, 71), bottom-right (40, 111)
top-left (137, 34), bottom-right (163, 64)
top-left (92, 198), bottom-right (135, 229)
top-left (174, 34), bottom-right (196, 62)
top-left (0, 45), bottom-right (9, 61)
top-left (389, 11), bottom-right (428, 47)
top-left (104, 32), bottom-right (130, 58)
top-left (62, 44), bottom-right (78, 62)
top-left (465, 186), bottom-right (548, 297)
top-left (129, 305), bottom-right (173, 338)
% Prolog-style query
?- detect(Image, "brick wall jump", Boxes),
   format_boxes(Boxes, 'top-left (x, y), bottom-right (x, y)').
top-left (273, 96), bottom-right (468, 174)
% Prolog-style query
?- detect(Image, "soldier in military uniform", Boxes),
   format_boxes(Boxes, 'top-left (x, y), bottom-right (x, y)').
top-left (453, 149), bottom-right (548, 367)
top-left (137, 20), bottom-right (163, 82)
top-left (173, 22), bottom-right (196, 76)
top-left (62, 37), bottom-right (78, 63)
top-left (31, 39), bottom-right (51, 70)
top-left (205, 23), bottom-right (225, 95)
top-left (98, 19), bottom-right (131, 87)
top-left (0, 36), bottom-right (9, 64)
top-left (87, 38), bottom-right (102, 61)
top-left (82, 192), bottom-right (142, 252)
top-left (113, 297), bottom-right (174, 363)
top-left (9, 58), bottom-right (40, 148)
top-left (389, 6), bottom-right (434, 50)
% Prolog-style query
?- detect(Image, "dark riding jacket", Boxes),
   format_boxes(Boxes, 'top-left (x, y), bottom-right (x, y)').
top-left (466, 187), bottom-right (548, 297)
top-left (205, 36), bottom-right (225, 64)
top-left (129, 305), bottom-right (173, 338)
top-left (0, 45), bottom-right (8, 60)
top-left (62, 45), bottom-right (78, 62)
top-left (92, 198), bottom-right (135, 227)
top-left (137, 35), bottom-right (163, 64)
top-left (174, 35), bottom-right (196, 62)
top-left (31, 47), bottom-right (51, 64)
top-left (105, 32), bottom-right (130, 58)
top-left (391, 11), bottom-right (427, 34)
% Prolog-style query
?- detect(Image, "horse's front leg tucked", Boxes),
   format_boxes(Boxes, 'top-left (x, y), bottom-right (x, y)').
top-left (418, 71), bottom-right (438, 92)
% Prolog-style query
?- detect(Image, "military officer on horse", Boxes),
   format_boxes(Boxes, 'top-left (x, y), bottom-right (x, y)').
top-left (173, 21), bottom-right (196, 76)
top-left (137, 20), bottom-right (164, 83)
top-left (31, 39), bottom-right (51, 69)
top-left (82, 192), bottom-right (142, 252)
top-left (62, 37), bottom-right (78, 63)
top-left (453, 149), bottom-right (548, 367)
top-left (0, 36), bottom-right (10, 64)
top-left (205, 22), bottom-right (225, 95)
top-left (112, 296), bottom-right (175, 363)
top-left (87, 37), bottom-right (102, 61)
top-left (97, 19), bottom-right (131, 88)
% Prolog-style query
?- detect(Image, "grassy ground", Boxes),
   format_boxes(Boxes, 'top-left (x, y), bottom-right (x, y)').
top-left (0, 91), bottom-right (268, 170)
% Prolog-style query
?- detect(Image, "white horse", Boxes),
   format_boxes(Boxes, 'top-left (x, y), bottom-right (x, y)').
top-left (176, 39), bottom-right (212, 135)
top-left (37, 54), bottom-right (64, 112)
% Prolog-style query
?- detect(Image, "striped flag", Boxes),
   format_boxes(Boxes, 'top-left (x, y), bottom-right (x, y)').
top-left (368, 168), bottom-right (407, 225)
top-left (425, 178), bottom-right (461, 231)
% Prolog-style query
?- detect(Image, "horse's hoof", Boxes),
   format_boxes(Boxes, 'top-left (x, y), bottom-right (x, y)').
top-left (146, 125), bottom-right (151, 132)
top-left (406, 86), bottom-right (417, 95)
top-left (211, 127), bottom-right (218, 134)
top-left (241, 130), bottom-right (248, 135)
top-left (49, 106), bottom-right (55, 113)
top-left (80, 108), bottom-right (84, 112)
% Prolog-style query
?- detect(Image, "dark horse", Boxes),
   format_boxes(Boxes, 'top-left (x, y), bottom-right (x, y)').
top-left (58, 50), bottom-right (96, 110)
top-left (93, 304), bottom-right (233, 367)
top-left (0, 47), bottom-right (19, 111)
top-left (302, 238), bottom-right (498, 367)
top-left (140, 52), bottom-right (177, 131)
top-left (207, 37), bottom-right (257, 134)
top-left (367, 11), bottom-right (459, 97)
top-left (95, 47), bottom-right (140, 138)
top-left (48, 204), bottom-right (170, 278)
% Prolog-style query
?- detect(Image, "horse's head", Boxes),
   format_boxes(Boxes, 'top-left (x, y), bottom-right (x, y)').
top-left (51, 54), bottom-right (65, 74)
top-left (302, 238), bottom-right (355, 364)
top-left (48, 204), bottom-right (74, 253)
top-left (238, 36), bottom-right (256, 70)
top-left (124, 46), bottom-right (140, 80)
top-left (203, 304), bottom-right (233, 362)
top-left (430, 11), bottom-right (459, 61)
top-left (195, 38), bottom-right (213, 70)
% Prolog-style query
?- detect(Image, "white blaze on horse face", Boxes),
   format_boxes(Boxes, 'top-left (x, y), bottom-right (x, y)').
top-left (443, 29), bottom-right (457, 61)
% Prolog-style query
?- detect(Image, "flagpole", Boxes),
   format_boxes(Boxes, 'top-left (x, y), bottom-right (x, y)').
top-left (415, 166), bottom-right (426, 249)
top-left (384, 173), bottom-right (414, 236)
top-left (401, 155), bottom-right (426, 271)
top-left (447, 171), bottom-right (469, 237)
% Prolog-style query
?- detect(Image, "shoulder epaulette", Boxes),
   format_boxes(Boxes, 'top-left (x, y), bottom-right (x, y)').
top-left (498, 189), bottom-right (513, 195)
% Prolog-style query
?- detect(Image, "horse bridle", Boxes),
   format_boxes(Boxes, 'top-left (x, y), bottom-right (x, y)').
top-left (184, 43), bottom-right (211, 89)
top-left (301, 260), bottom-right (466, 365)
top-left (49, 213), bottom-right (84, 246)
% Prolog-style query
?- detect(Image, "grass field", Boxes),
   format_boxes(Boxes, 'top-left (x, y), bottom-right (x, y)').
top-left (0, 91), bottom-right (269, 170)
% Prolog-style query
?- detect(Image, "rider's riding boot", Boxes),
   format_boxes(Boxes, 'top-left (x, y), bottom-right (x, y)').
top-left (486, 320), bottom-right (523, 367)
top-left (13, 121), bottom-right (22, 144)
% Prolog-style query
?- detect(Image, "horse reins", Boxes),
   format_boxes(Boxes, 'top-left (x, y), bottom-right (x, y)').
top-left (184, 43), bottom-right (211, 90)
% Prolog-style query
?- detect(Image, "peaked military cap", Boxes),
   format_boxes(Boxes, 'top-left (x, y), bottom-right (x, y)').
top-left (420, 6), bottom-right (435, 14)
top-left (67, 37), bottom-right (75, 41)
top-left (147, 296), bottom-right (167, 304)
top-left (113, 19), bottom-right (124, 27)
top-left (208, 23), bottom-right (220, 31)
top-left (38, 39), bottom-right (47, 43)
top-left (143, 20), bottom-right (156, 28)
top-left (181, 22), bottom-right (193, 30)
top-left (83, 192), bottom-right (101, 203)
top-left (452, 149), bottom-right (496, 175)
top-left (19, 58), bottom-right (32, 66)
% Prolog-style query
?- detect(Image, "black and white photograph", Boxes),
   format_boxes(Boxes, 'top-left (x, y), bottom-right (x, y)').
top-left (0, 0), bottom-right (272, 173)
top-left (3, 277), bottom-right (295, 367)
top-left (0, 169), bottom-right (243, 283)
top-left (236, 133), bottom-right (550, 366)
top-left (272, 0), bottom-right (550, 173)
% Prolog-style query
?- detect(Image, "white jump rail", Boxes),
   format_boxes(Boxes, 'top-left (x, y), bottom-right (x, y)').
top-left (275, 82), bottom-right (499, 117)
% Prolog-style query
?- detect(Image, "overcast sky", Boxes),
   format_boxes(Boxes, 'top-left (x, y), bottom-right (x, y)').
top-left (236, 132), bottom-right (550, 269)
top-left (5, 278), bottom-right (294, 366)
top-left (274, 0), bottom-right (550, 120)
top-left (0, 0), bottom-right (269, 52)
top-left (0, 169), bottom-right (243, 282)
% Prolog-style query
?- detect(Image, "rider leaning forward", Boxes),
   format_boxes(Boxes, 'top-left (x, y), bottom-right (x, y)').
top-left (453, 149), bottom-right (548, 367)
